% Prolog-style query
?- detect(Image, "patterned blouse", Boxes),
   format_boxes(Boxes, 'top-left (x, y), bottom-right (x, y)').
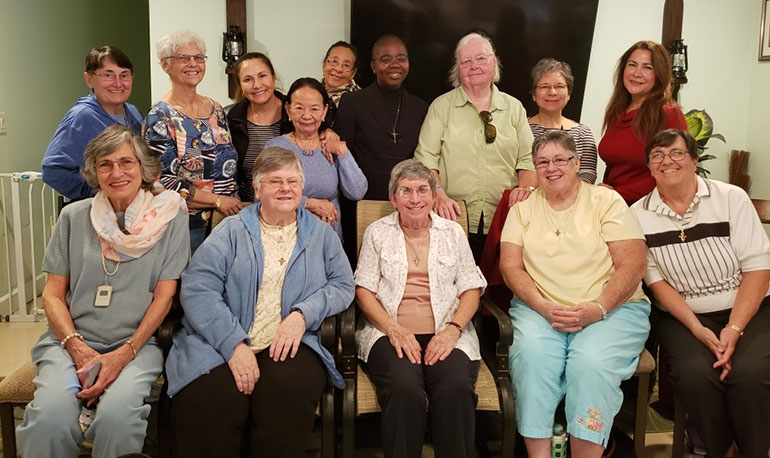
top-left (354, 211), bottom-right (487, 362)
top-left (143, 99), bottom-right (238, 229)
top-left (323, 78), bottom-right (361, 108)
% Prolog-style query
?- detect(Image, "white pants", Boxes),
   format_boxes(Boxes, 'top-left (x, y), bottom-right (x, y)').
top-left (16, 330), bottom-right (162, 458)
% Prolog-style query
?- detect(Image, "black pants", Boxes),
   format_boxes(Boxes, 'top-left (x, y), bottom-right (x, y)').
top-left (657, 297), bottom-right (770, 458)
top-left (170, 344), bottom-right (326, 458)
top-left (365, 335), bottom-right (480, 458)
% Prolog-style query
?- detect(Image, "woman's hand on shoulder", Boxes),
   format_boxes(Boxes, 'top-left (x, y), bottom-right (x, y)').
top-left (216, 195), bottom-right (244, 217)
top-left (75, 344), bottom-right (134, 406)
top-left (508, 187), bottom-right (534, 207)
top-left (306, 198), bottom-right (338, 226)
top-left (433, 191), bottom-right (461, 221)
top-left (228, 342), bottom-right (260, 394)
top-left (424, 326), bottom-right (461, 366)
top-left (386, 322), bottom-right (422, 364)
top-left (322, 138), bottom-right (349, 163)
top-left (269, 310), bottom-right (306, 362)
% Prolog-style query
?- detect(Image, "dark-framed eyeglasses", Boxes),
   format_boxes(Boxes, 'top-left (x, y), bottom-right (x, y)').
top-left (479, 111), bottom-right (496, 144)
top-left (648, 149), bottom-right (688, 163)
top-left (96, 158), bottom-right (139, 173)
top-left (534, 156), bottom-right (574, 169)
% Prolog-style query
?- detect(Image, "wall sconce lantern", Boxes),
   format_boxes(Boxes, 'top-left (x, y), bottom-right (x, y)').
top-left (222, 25), bottom-right (246, 98)
top-left (670, 39), bottom-right (688, 84)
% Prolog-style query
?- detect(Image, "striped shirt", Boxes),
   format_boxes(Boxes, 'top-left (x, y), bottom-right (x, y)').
top-left (239, 120), bottom-right (281, 202)
top-left (529, 122), bottom-right (598, 184)
top-left (632, 177), bottom-right (770, 313)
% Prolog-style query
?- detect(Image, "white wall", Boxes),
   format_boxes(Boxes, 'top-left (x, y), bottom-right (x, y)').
top-left (149, 0), bottom-right (769, 199)
top-left (148, 0), bottom-right (350, 103)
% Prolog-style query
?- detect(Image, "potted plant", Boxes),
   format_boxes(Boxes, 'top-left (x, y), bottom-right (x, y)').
top-left (683, 109), bottom-right (725, 177)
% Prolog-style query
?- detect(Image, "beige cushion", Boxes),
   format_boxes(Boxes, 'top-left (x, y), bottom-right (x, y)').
top-left (356, 359), bottom-right (501, 415)
top-left (635, 348), bottom-right (656, 375)
top-left (0, 361), bottom-right (36, 404)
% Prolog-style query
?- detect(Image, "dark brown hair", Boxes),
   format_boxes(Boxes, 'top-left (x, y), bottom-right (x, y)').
top-left (233, 52), bottom-right (277, 103)
top-left (84, 46), bottom-right (133, 74)
top-left (644, 128), bottom-right (698, 162)
top-left (602, 40), bottom-right (677, 143)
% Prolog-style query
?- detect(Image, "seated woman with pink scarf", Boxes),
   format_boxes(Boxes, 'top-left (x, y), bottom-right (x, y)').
top-left (16, 125), bottom-right (190, 458)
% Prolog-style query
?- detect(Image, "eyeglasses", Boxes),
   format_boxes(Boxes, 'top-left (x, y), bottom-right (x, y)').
top-left (170, 54), bottom-right (207, 63)
top-left (648, 149), bottom-right (689, 163)
top-left (96, 158), bottom-right (139, 173)
top-left (397, 185), bottom-right (432, 197)
top-left (460, 53), bottom-right (494, 68)
top-left (479, 111), bottom-right (496, 144)
top-left (377, 55), bottom-right (409, 65)
top-left (93, 71), bottom-right (133, 82)
top-left (325, 58), bottom-right (354, 73)
top-left (535, 156), bottom-right (575, 169)
top-left (260, 177), bottom-right (303, 189)
top-left (535, 84), bottom-right (568, 93)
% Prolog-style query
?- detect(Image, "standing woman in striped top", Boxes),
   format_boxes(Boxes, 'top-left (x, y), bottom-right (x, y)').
top-left (228, 52), bottom-right (290, 203)
top-left (528, 58), bottom-right (597, 184)
top-left (632, 129), bottom-right (770, 458)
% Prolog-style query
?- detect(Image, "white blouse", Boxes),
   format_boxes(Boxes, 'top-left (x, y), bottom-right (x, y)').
top-left (354, 211), bottom-right (487, 362)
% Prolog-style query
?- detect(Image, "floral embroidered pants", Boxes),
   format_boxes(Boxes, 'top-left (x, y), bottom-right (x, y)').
top-left (508, 298), bottom-right (650, 446)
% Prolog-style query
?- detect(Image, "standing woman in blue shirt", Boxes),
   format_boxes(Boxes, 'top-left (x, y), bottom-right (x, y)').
top-left (42, 46), bottom-right (143, 201)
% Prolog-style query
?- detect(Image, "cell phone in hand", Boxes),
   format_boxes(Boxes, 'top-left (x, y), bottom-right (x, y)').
top-left (83, 361), bottom-right (102, 389)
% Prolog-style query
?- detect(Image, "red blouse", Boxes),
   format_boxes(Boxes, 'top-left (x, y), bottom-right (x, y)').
top-left (598, 104), bottom-right (687, 205)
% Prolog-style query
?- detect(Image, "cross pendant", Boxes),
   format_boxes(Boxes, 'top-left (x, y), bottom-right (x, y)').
top-left (389, 129), bottom-right (399, 144)
top-left (678, 230), bottom-right (687, 242)
top-left (413, 256), bottom-right (420, 266)
top-left (279, 257), bottom-right (286, 265)
top-left (555, 229), bottom-right (561, 237)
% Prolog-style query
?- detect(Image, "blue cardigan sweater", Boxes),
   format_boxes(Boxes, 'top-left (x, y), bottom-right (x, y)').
top-left (41, 94), bottom-right (143, 200)
top-left (166, 203), bottom-right (353, 395)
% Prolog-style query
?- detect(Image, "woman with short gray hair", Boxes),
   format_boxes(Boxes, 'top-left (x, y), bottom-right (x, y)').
top-left (143, 29), bottom-right (242, 252)
top-left (415, 32), bottom-right (536, 261)
top-left (528, 58), bottom-right (597, 184)
top-left (17, 125), bottom-right (190, 458)
top-left (355, 159), bottom-right (487, 457)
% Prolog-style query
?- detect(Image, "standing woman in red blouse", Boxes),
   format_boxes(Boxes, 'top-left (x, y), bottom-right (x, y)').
top-left (599, 41), bottom-right (687, 205)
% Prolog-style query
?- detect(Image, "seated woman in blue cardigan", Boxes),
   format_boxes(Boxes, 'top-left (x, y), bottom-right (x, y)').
top-left (165, 146), bottom-right (354, 458)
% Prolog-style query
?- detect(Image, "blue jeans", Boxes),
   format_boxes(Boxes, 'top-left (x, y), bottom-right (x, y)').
top-left (508, 298), bottom-right (650, 446)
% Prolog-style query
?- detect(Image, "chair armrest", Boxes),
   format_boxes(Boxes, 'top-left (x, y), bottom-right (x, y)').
top-left (340, 303), bottom-right (357, 379)
top-left (478, 294), bottom-right (513, 377)
top-left (321, 314), bottom-right (337, 353)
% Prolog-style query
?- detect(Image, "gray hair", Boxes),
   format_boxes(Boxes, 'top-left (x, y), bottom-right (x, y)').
top-left (155, 30), bottom-right (207, 60)
top-left (388, 159), bottom-right (436, 197)
top-left (251, 147), bottom-right (305, 186)
top-left (530, 58), bottom-right (574, 94)
top-left (531, 130), bottom-right (578, 161)
top-left (448, 33), bottom-right (502, 88)
top-left (81, 125), bottom-right (160, 191)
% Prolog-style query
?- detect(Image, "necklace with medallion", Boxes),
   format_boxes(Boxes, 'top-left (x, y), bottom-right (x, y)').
top-left (288, 132), bottom-right (320, 156)
top-left (543, 190), bottom-right (579, 238)
top-left (402, 229), bottom-right (429, 267)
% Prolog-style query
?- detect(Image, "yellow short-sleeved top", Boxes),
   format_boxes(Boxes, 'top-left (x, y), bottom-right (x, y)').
top-left (501, 183), bottom-right (647, 306)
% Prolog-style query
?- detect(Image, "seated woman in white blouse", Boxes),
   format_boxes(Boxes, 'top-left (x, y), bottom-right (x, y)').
top-left (354, 159), bottom-right (487, 458)
top-left (632, 128), bottom-right (770, 458)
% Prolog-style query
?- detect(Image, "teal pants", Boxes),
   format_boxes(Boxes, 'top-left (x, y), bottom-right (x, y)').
top-left (508, 299), bottom-right (650, 446)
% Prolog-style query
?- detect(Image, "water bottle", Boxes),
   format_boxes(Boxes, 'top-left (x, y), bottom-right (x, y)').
top-left (552, 423), bottom-right (568, 458)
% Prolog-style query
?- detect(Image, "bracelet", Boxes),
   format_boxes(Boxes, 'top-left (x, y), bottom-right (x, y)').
top-left (725, 323), bottom-right (744, 336)
top-left (61, 332), bottom-right (83, 348)
top-left (215, 197), bottom-right (221, 209)
top-left (123, 339), bottom-right (137, 358)
top-left (292, 308), bottom-right (306, 322)
top-left (593, 301), bottom-right (608, 320)
top-left (446, 321), bottom-right (463, 332)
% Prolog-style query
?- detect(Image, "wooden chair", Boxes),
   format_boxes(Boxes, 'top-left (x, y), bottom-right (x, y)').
top-left (210, 204), bottom-right (337, 458)
top-left (339, 200), bottom-right (515, 458)
top-left (752, 199), bottom-right (770, 224)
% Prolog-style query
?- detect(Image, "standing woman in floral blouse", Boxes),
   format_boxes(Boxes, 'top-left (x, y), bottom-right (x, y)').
top-left (143, 30), bottom-right (242, 251)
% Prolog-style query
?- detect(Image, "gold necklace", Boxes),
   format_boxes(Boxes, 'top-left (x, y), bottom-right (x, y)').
top-left (543, 197), bottom-right (578, 237)
top-left (669, 211), bottom-right (695, 242)
top-left (403, 230), bottom-right (428, 267)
